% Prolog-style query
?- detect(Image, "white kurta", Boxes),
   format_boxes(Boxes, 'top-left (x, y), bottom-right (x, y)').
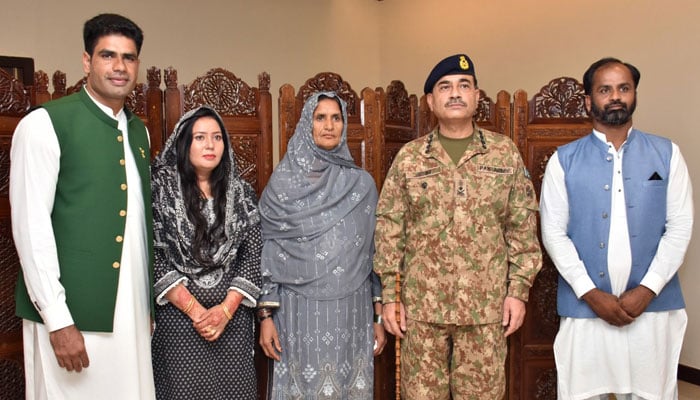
top-left (540, 130), bottom-right (694, 400)
top-left (10, 93), bottom-right (155, 400)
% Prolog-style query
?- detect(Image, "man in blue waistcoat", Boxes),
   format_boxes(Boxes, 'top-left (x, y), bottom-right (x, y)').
top-left (540, 57), bottom-right (694, 400)
top-left (10, 13), bottom-right (156, 399)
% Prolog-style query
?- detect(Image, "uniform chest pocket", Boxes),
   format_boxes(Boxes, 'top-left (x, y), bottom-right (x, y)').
top-left (406, 168), bottom-right (444, 208)
top-left (473, 164), bottom-right (515, 203)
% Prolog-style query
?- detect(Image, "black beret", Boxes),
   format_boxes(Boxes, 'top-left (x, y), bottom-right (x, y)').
top-left (423, 54), bottom-right (476, 94)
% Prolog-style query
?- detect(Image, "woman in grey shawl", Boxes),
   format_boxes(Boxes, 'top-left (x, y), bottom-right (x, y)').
top-left (258, 92), bottom-right (386, 399)
top-left (150, 106), bottom-right (261, 399)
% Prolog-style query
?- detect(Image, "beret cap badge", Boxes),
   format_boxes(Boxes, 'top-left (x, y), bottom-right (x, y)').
top-left (459, 55), bottom-right (470, 70)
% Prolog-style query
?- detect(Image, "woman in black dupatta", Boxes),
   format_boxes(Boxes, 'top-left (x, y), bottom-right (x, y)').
top-left (150, 106), bottom-right (261, 399)
top-left (257, 92), bottom-right (386, 399)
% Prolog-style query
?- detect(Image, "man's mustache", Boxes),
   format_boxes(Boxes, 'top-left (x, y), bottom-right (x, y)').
top-left (605, 100), bottom-right (627, 111)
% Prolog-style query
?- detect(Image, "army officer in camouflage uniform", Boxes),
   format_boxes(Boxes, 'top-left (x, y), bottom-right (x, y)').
top-left (374, 54), bottom-right (542, 399)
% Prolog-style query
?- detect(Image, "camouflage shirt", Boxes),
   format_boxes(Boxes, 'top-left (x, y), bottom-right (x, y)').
top-left (374, 127), bottom-right (542, 325)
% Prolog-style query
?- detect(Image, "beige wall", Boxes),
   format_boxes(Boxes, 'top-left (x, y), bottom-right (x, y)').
top-left (3, 0), bottom-right (699, 368)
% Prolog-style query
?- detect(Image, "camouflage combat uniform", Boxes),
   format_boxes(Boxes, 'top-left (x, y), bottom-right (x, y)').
top-left (374, 126), bottom-right (542, 399)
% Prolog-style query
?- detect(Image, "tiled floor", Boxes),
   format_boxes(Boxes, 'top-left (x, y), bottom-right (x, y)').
top-left (679, 380), bottom-right (700, 400)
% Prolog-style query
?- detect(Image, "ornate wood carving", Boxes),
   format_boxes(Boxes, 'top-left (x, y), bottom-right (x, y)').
top-left (0, 137), bottom-right (9, 197)
top-left (33, 70), bottom-right (50, 104)
top-left (297, 72), bottom-right (359, 117)
top-left (147, 66), bottom-right (161, 89)
top-left (0, 219), bottom-right (21, 333)
top-left (531, 77), bottom-right (588, 120)
top-left (0, 70), bottom-right (31, 115)
top-left (534, 368), bottom-right (557, 400)
top-left (165, 67), bottom-right (177, 89)
top-left (125, 83), bottom-right (147, 115)
top-left (0, 358), bottom-right (24, 399)
top-left (258, 71), bottom-right (270, 92)
top-left (474, 90), bottom-right (493, 123)
top-left (0, 67), bottom-right (30, 400)
top-left (509, 78), bottom-right (591, 400)
top-left (66, 76), bottom-right (87, 95)
top-left (182, 68), bottom-right (257, 116)
top-left (386, 80), bottom-right (411, 125)
top-left (52, 70), bottom-right (66, 98)
top-left (230, 135), bottom-right (259, 189)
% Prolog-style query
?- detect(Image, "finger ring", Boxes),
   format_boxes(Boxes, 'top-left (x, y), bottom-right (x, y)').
top-left (211, 329), bottom-right (217, 335)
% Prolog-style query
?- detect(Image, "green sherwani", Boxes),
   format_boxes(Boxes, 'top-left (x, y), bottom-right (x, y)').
top-left (15, 88), bottom-right (154, 332)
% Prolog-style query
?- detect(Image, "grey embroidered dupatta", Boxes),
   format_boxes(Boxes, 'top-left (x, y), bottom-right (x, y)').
top-left (258, 92), bottom-right (377, 305)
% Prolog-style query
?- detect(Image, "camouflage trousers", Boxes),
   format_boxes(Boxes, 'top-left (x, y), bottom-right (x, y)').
top-left (401, 319), bottom-right (506, 400)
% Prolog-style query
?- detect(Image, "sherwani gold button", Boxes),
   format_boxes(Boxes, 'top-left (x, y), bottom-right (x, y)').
top-left (119, 210), bottom-right (126, 217)
top-left (116, 235), bottom-right (123, 243)
top-left (117, 135), bottom-right (123, 142)
top-left (112, 261), bottom-right (120, 269)
top-left (119, 159), bottom-right (126, 166)
top-left (120, 183), bottom-right (127, 190)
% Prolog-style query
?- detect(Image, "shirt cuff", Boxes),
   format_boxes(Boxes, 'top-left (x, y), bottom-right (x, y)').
top-left (379, 276), bottom-right (398, 303)
top-left (155, 277), bottom-right (188, 305)
top-left (571, 275), bottom-right (597, 299)
top-left (639, 271), bottom-right (665, 296)
top-left (40, 301), bottom-right (74, 332)
top-left (508, 276), bottom-right (537, 302)
top-left (230, 287), bottom-right (257, 308)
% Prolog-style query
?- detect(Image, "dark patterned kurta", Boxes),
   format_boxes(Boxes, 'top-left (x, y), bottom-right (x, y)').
top-left (151, 201), bottom-right (262, 400)
top-left (150, 106), bottom-right (263, 400)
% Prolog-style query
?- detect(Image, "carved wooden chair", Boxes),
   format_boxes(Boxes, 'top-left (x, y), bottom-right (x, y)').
top-left (163, 68), bottom-right (273, 196)
top-left (278, 72), bottom-right (382, 188)
top-left (507, 77), bottom-right (591, 400)
top-left (0, 66), bottom-right (32, 400)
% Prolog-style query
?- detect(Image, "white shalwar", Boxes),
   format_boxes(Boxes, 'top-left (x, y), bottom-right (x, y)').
top-left (540, 130), bottom-right (694, 400)
top-left (10, 93), bottom-right (156, 399)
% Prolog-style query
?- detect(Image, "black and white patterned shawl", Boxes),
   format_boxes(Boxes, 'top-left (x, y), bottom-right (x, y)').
top-left (258, 92), bottom-right (377, 302)
top-left (151, 106), bottom-right (260, 300)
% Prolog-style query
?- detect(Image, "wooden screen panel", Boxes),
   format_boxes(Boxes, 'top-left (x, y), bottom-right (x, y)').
top-left (164, 67), bottom-right (273, 197)
top-left (373, 80), bottom-right (422, 400)
top-left (278, 72), bottom-right (382, 189)
top-left (163, 67), bottom-right (273, 400)
top-left (507, 77), bottom-right (591, 400)
top-left (476, 89), bottom-right (511, 135)
top-left (376, 80), bottom-right (420, 190)
top-left (278, 73), bottom-right (388, 399)
top-left (0, 66), bottom-right (32, 400)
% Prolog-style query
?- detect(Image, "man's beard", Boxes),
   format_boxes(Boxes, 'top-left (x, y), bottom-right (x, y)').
top-left (590, 98), bottom-right (636, 126)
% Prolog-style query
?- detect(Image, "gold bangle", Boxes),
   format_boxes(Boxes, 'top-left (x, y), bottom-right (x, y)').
top-left (221, 304), bottom-right (233, 320)
top-left (182, 295), bottom-right (195, 314)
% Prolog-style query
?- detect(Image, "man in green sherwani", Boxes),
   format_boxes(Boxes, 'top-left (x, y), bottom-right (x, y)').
top-left (10, 13), bottom-right (156, 399)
